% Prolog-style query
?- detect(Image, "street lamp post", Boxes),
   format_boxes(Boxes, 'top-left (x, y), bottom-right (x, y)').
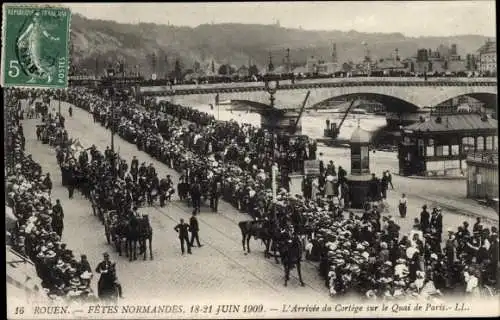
top-left (107, 85), bottom-right (117, 177)
top-left (265, 78), bottom-right (279, 200)
top-left (265, 79), bottom-right (278, 108)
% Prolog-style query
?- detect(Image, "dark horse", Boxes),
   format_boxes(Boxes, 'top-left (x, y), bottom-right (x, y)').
top-left (97, 264), bottom-right (120, 302)
top-left (238, 219), bottom-right (279, 259)
top-left (113, 220), bottom-right (128, 257)
top-left (279, 234), bottom-right (305, 287)
top-left (127, 214), bottom-right (140, 261)
top-left (138, 215), bottom-right (153, 260)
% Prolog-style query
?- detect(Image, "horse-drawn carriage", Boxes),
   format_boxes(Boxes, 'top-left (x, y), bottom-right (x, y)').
top-left (101, 208), bottom-right (154, 262)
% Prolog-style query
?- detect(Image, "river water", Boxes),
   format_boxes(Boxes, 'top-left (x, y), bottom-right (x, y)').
top-left (170, 101), bottom-right (388, 141)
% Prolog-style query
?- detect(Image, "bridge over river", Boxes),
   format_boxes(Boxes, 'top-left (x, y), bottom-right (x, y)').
top-left (137, 77), bottom-right (497, 112)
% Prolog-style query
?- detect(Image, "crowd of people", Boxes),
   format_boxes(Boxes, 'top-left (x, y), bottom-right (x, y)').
top-left (62, 87), bottom-right (499, 300)
top-left (5, 85), bottom-right (498, 302)
top-left (5, 89), bottom-right (97, 303)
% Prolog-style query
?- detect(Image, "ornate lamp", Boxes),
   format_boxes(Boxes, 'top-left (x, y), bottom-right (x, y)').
top-left (265, 79), bottom-right (279, 108)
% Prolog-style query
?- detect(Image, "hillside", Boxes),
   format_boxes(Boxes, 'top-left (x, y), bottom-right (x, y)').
top-left (70, 14), bottom-right (492, 77)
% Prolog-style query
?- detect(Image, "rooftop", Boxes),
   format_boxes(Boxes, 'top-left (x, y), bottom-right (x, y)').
top-left (477, 40), bottom-right (496, 55)
top-left (404, 113), bottom-right (498, 133)
top-left (375, 59), bottom-right (405, 70)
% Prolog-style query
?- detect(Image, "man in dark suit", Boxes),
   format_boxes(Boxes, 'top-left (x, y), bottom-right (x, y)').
top-left (190, 181), bottom-right (202, 214)
top-left (430, 207), bottom-right (443, 243)
top-left (420, 205), bottom-right (430, 233)
top-left (209, 179), bottom-right (221, 212)
top-left (189, 212), bottom-right (203, 247)
top-left (43, 173), bottom-right (53, 195)
top-left (130, 156), bottom-right (139, 182)
top-left (51, 199), bottom-right (64, 237)
top-left (95, 252), bottom-right (123, 298)
top-left (174, 219), bottom-right (192, 255)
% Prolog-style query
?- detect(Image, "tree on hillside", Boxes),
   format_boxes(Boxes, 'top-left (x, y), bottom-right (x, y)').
top-left (183, 69), bottom-right (195, 79)
top-left (174, 58), bottom-right (183, 80)
top-left (218, 64), bottom-right (229, 75)
top-left (151, 52), bottom-right (157, 73)
top-left (193, 61), bottom-right (201, 72)
top-left (248, 65), bottom-right (259, 76)
top-left (163, 55), bottom-right (169, 78)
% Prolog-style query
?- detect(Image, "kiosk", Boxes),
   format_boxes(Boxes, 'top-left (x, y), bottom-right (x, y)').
top-left (347, 125), bottom-right (373, 209)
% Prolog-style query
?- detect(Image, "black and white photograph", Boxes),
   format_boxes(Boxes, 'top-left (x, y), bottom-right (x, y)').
top-left (3, 1), bottom-right (498, 318)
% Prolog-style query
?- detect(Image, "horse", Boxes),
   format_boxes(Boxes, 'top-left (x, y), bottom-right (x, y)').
top-left (138, 215), bottom-right (153, 260)
top-left (238, 219), bottom-right (276, 257)
top-left (279, 234), bottom-right (305, 287)
top-left (126, 215), bottom-right (140, 261)
top-left (112, 219), bottom-right (128, 257)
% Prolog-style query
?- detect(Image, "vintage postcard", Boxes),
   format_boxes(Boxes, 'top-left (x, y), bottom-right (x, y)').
top-left (4, 1), bottom-right (498, 319)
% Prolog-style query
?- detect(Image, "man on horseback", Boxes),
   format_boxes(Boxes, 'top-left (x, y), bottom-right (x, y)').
top-left (279, 230), bottom-right (305, 287)
top-left (95, 252), bottom-right (123, 299)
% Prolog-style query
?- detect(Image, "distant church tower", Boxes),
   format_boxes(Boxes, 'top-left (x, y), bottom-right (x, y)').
top-left (268, 52), bottom-right (274, 72)
top-left (332, 42), bottom-right (337, 63)
top-left (394, 48), bottom-right (400, 61)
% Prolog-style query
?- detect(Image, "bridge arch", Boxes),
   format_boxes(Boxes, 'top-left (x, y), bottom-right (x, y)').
top-left (425, 86), bottom-right (497, 108)
top-left (272, 83), bottom-right (498, 110)
top-left (309, 93), bottom-right (420, 113)
top-left (434, 92), bottom-right (497, 110)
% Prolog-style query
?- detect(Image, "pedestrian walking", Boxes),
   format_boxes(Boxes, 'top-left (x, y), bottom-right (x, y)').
top-left (43, 173), bottom-right (53, 195)
top-left (420, 205), bottom-right (430, 233)
top-left (398, 193), bottom-right (407, 218)
top-left (189, 212), bottom-right (203, 247)
top-left (68, 105), bottom-right (73, 117)
top-left (68, 169), bottom-right (75, 199)
top-left (381, 172), bottom-right (389, 199)
top-left (209, 180), bottom-right (221, 212)
top-left (386, 170), bottom-right (394, 190)
top-left (51, 199), bottom-right (64, 237)
top-left (190, 181), bottom-right (202, 214)
top-left (174, 218), bottom-right (192, 255)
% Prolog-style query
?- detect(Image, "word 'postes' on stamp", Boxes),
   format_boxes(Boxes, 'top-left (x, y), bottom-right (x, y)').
top-left (2, 5), bottom-right (71, 88)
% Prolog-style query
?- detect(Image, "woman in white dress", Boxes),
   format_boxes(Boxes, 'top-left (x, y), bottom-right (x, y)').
top-left (311, 177), bottom-right (319, 200)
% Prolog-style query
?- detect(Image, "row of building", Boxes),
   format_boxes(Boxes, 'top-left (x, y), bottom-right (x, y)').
top-left (179, 39), bottom-right (496, 81)
top-left (301, 40), bottom-right (496, 76)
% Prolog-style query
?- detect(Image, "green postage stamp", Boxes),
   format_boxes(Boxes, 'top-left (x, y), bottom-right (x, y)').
top-left (1, 4), bottom-right (71, 88)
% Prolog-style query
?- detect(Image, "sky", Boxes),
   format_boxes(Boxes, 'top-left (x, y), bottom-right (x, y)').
top-left (63, 1), bottom-right (496, 37)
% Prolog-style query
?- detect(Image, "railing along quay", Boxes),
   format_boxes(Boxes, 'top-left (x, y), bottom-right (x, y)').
top-left (139, 79), bottom-right (498, 96)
